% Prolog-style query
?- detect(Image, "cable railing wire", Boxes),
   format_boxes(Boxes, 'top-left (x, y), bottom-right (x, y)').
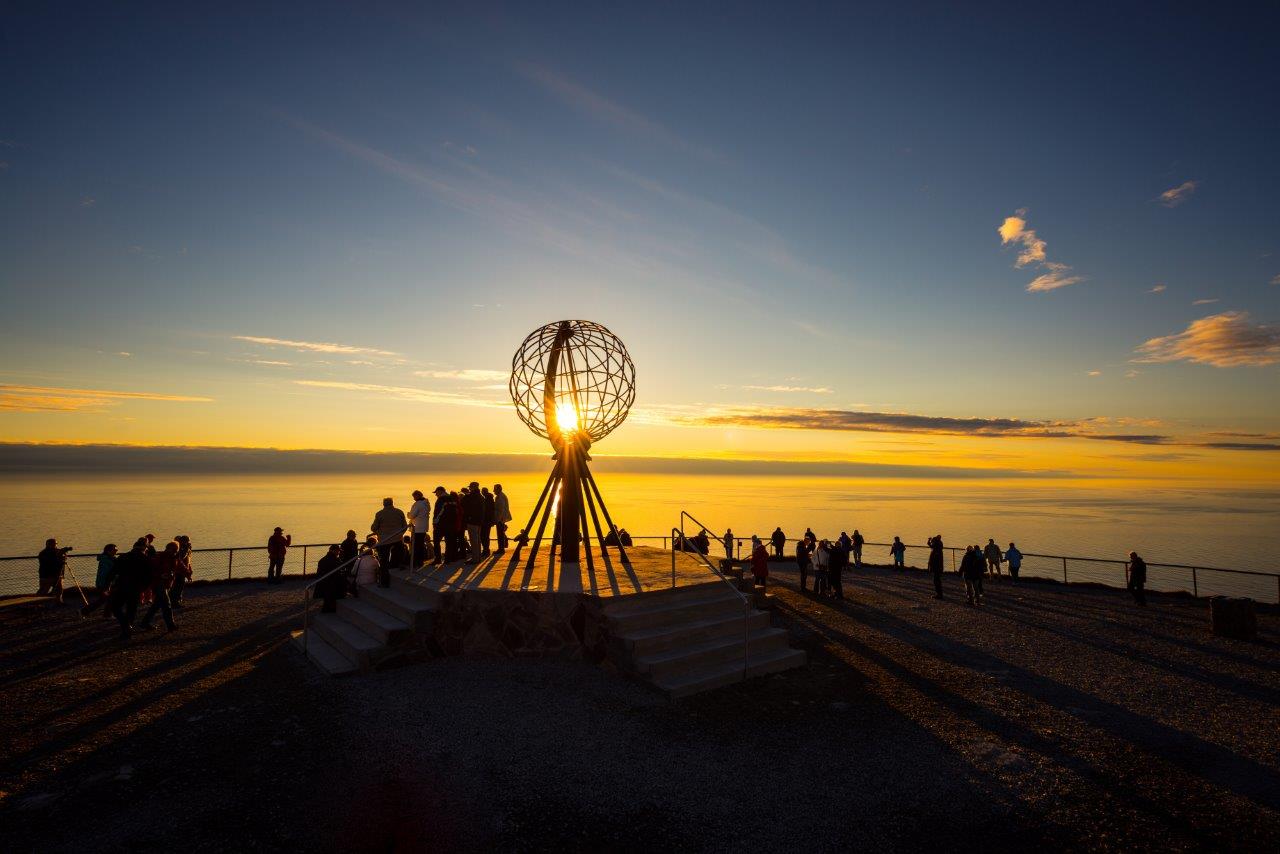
top-left (2, 535), bottom-right (1276, 602)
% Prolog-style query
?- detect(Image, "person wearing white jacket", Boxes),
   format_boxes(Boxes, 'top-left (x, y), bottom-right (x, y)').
top-left (408, 490), bottom-right (432, 568)
top-left (493, 484), bottom-right (513, 553)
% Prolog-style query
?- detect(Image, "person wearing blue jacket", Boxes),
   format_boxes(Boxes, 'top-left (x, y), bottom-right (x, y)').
top-left (1004, 543), bottom-right (1023, 582)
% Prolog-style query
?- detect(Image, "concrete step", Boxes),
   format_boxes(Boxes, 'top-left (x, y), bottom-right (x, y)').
top-left (637, 626), bottom-right (792, 682)
top-left (357, 584), bottom-right (434, 629)
top-left (601, 581), bottom-right (733, 616)
top-left (337, 598), bottom-right (412, 645)
top-left (605, 589), bottom-right (747, 633)
top-left (654, 646), bottom-right (807, 699)
top-left (389, 572), bottom-right (444, 607)
top-left (620, 610), bottom-right (772, 657)
top-left (602, 580), bottom-right (725, 610)
top-left (310, 613), bottom-right (383, 669)
top-left (290, 630), bottom-right (358, 677)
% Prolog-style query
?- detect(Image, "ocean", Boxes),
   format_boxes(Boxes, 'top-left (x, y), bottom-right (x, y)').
top-left (3, 472), bottom-right (1278, 600)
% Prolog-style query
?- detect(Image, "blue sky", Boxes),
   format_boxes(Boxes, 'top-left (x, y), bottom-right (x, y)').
top-left (1, 1), bottom-right (1277, 472)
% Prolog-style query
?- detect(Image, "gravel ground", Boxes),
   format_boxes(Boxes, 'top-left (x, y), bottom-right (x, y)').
top-left (1, 566), bottom-right (1277, 852)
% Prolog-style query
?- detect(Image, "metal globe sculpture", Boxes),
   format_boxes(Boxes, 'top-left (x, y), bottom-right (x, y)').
top-left (509, 319), bottom-right (636, 451)
top-left (509, 320), bottom-right (634, 570)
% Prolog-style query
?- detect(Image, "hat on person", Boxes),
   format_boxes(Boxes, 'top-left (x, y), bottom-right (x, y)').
top-left (433, 486), bottom-right (446, 495)
top-left (274, 527), bottom-right (283, 533)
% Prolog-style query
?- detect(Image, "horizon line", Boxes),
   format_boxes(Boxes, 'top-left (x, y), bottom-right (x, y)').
top-left (0, 441), bottom-right (1070, 480)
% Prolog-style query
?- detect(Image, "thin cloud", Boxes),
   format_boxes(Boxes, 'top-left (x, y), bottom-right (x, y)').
top-left (1148, 284), bottom-right (1167, 294)
top-left (1201, 442), bottom-right (1280, 451)
top-left (252, 360), bottom-right (292, 367)
top-left (679, 406), bottom-right (1170, 444)
top-left (294, 380), bottom-right (506, 409)
top-left (414, 369), bottom-right (509, 382)
top-left (743, 385), bottom-right (834, 394)
top-left (0, 384), bottom-right (213, 413)
top-left (1134, 311), bottom-right (1280, 367)
top-left (516, 63), bottom-right (719, 161)
top-left (1087, 370), bottom-right (1101, 376)
top-left (234, 335), bottom-right (397, 357)
top-left (1192, 298), bottom-right (1218, 305)
top-left (1026, 262), bottom-right (1085, 293)
top-left (998, 210), bottom-right (1083, 293)
top-left (1159, 180), bottom-right (1198, 207)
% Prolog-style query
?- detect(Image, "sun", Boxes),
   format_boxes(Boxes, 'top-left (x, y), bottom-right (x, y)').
top-left (555, 400), bottom-right (580, 434)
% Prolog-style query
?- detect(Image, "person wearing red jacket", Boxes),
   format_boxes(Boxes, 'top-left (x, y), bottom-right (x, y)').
top-left (750, 536), bottom-right (770, 589)
top-left (267, 527), bottom-right (291, 585)
top-left (139, 540), bottom-right (179, 631)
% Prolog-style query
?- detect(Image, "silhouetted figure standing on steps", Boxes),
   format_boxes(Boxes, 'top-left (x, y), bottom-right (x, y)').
top-left (431, 487), bottom-right (452, 565)
top-left (372, 497), bottom-right (407, 569)
top-left (771, 527), bottom-right (786, 557)
top-left (493, 484), bottom-right (511, 553)
top-left (315, 544), bottom-right (344, 613)
top-left (1126, 551), bottom-right (1147, 606)
top-left (340, 530), bottom-right (359, 564)
top-left (481, 487), bottom-right (495, 557)
top-left (928, 535), bottom-right (945, 599)
top-left (723, 529), bottom-right (734, 560)
top-left (408, 490), bottom-right (431, 569)
top-left (852, 530), bottom-right (864, 567)
top-left (463, 482), bottom-right (484, 563)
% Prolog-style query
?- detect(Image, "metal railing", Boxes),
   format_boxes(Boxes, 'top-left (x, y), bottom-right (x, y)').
top-left (625, 535), bottom-right (1280, 605)
top-left (0, 542), bottom-right (341, 598)
top-left (299, 524), bottom-right (410, 656)
top-left (673, 511), bottom-right (752, 682)
top-left (4, 534), bottom-right (1277, 604)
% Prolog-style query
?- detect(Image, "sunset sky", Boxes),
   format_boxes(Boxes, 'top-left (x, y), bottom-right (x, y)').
top-left (2, 2), bottom-right (1278, 483)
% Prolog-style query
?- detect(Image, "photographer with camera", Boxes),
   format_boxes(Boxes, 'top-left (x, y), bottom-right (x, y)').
top-left (37, 538), bottom-right (72, 603)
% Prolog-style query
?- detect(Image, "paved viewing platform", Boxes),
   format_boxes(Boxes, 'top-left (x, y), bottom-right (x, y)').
top-left (2, 560), bottom-right (1276, 850)
top-left (401, 544), bottom-right (718, 596)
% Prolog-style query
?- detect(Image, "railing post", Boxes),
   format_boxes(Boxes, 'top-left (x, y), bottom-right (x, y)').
top-left (1062, 557), bottom-right (1068, 584)
top-left (950, 548), bottom-right (956, 572)
top-left (302, 545), bottom-right (308, 578)
top-left (227, 548), bottom-right (233, 580)
top-left (1192, 567), bottom-right (1198, 598)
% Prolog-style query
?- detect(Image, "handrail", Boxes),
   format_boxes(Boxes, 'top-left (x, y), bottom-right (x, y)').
top-left (673, 510), bottom-right (752, 683)
top-left (301, 523), bottom-right (410, 656)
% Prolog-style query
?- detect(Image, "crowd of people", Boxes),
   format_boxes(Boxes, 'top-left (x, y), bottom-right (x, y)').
top-left (35, 533), bottom-right (196, 639)
top-left (33, 501), bottom-right (1158, 632)
top-left (28, 482), bottom-right (523, 640)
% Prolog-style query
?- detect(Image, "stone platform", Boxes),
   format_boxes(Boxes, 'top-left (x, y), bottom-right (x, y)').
top-left (293, 545), bottom-right (806, 696)
top-left (403, 544), bottom-right (717, 597)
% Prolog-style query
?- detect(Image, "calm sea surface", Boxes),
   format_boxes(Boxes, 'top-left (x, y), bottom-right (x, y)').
top-left (2, 472), bottom-right (1278, 598)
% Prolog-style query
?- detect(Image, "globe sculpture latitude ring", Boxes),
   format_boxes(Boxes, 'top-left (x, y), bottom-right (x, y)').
top-left (509, 319), bottom-right (636, 453)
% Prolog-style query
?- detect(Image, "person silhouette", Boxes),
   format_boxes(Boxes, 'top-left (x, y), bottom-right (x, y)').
top-left (1126, 551), bottom-right (1147, 605)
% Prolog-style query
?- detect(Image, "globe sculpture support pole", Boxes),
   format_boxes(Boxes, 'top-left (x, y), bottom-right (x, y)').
top-left (544, 322), bottom-right (582, 565)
